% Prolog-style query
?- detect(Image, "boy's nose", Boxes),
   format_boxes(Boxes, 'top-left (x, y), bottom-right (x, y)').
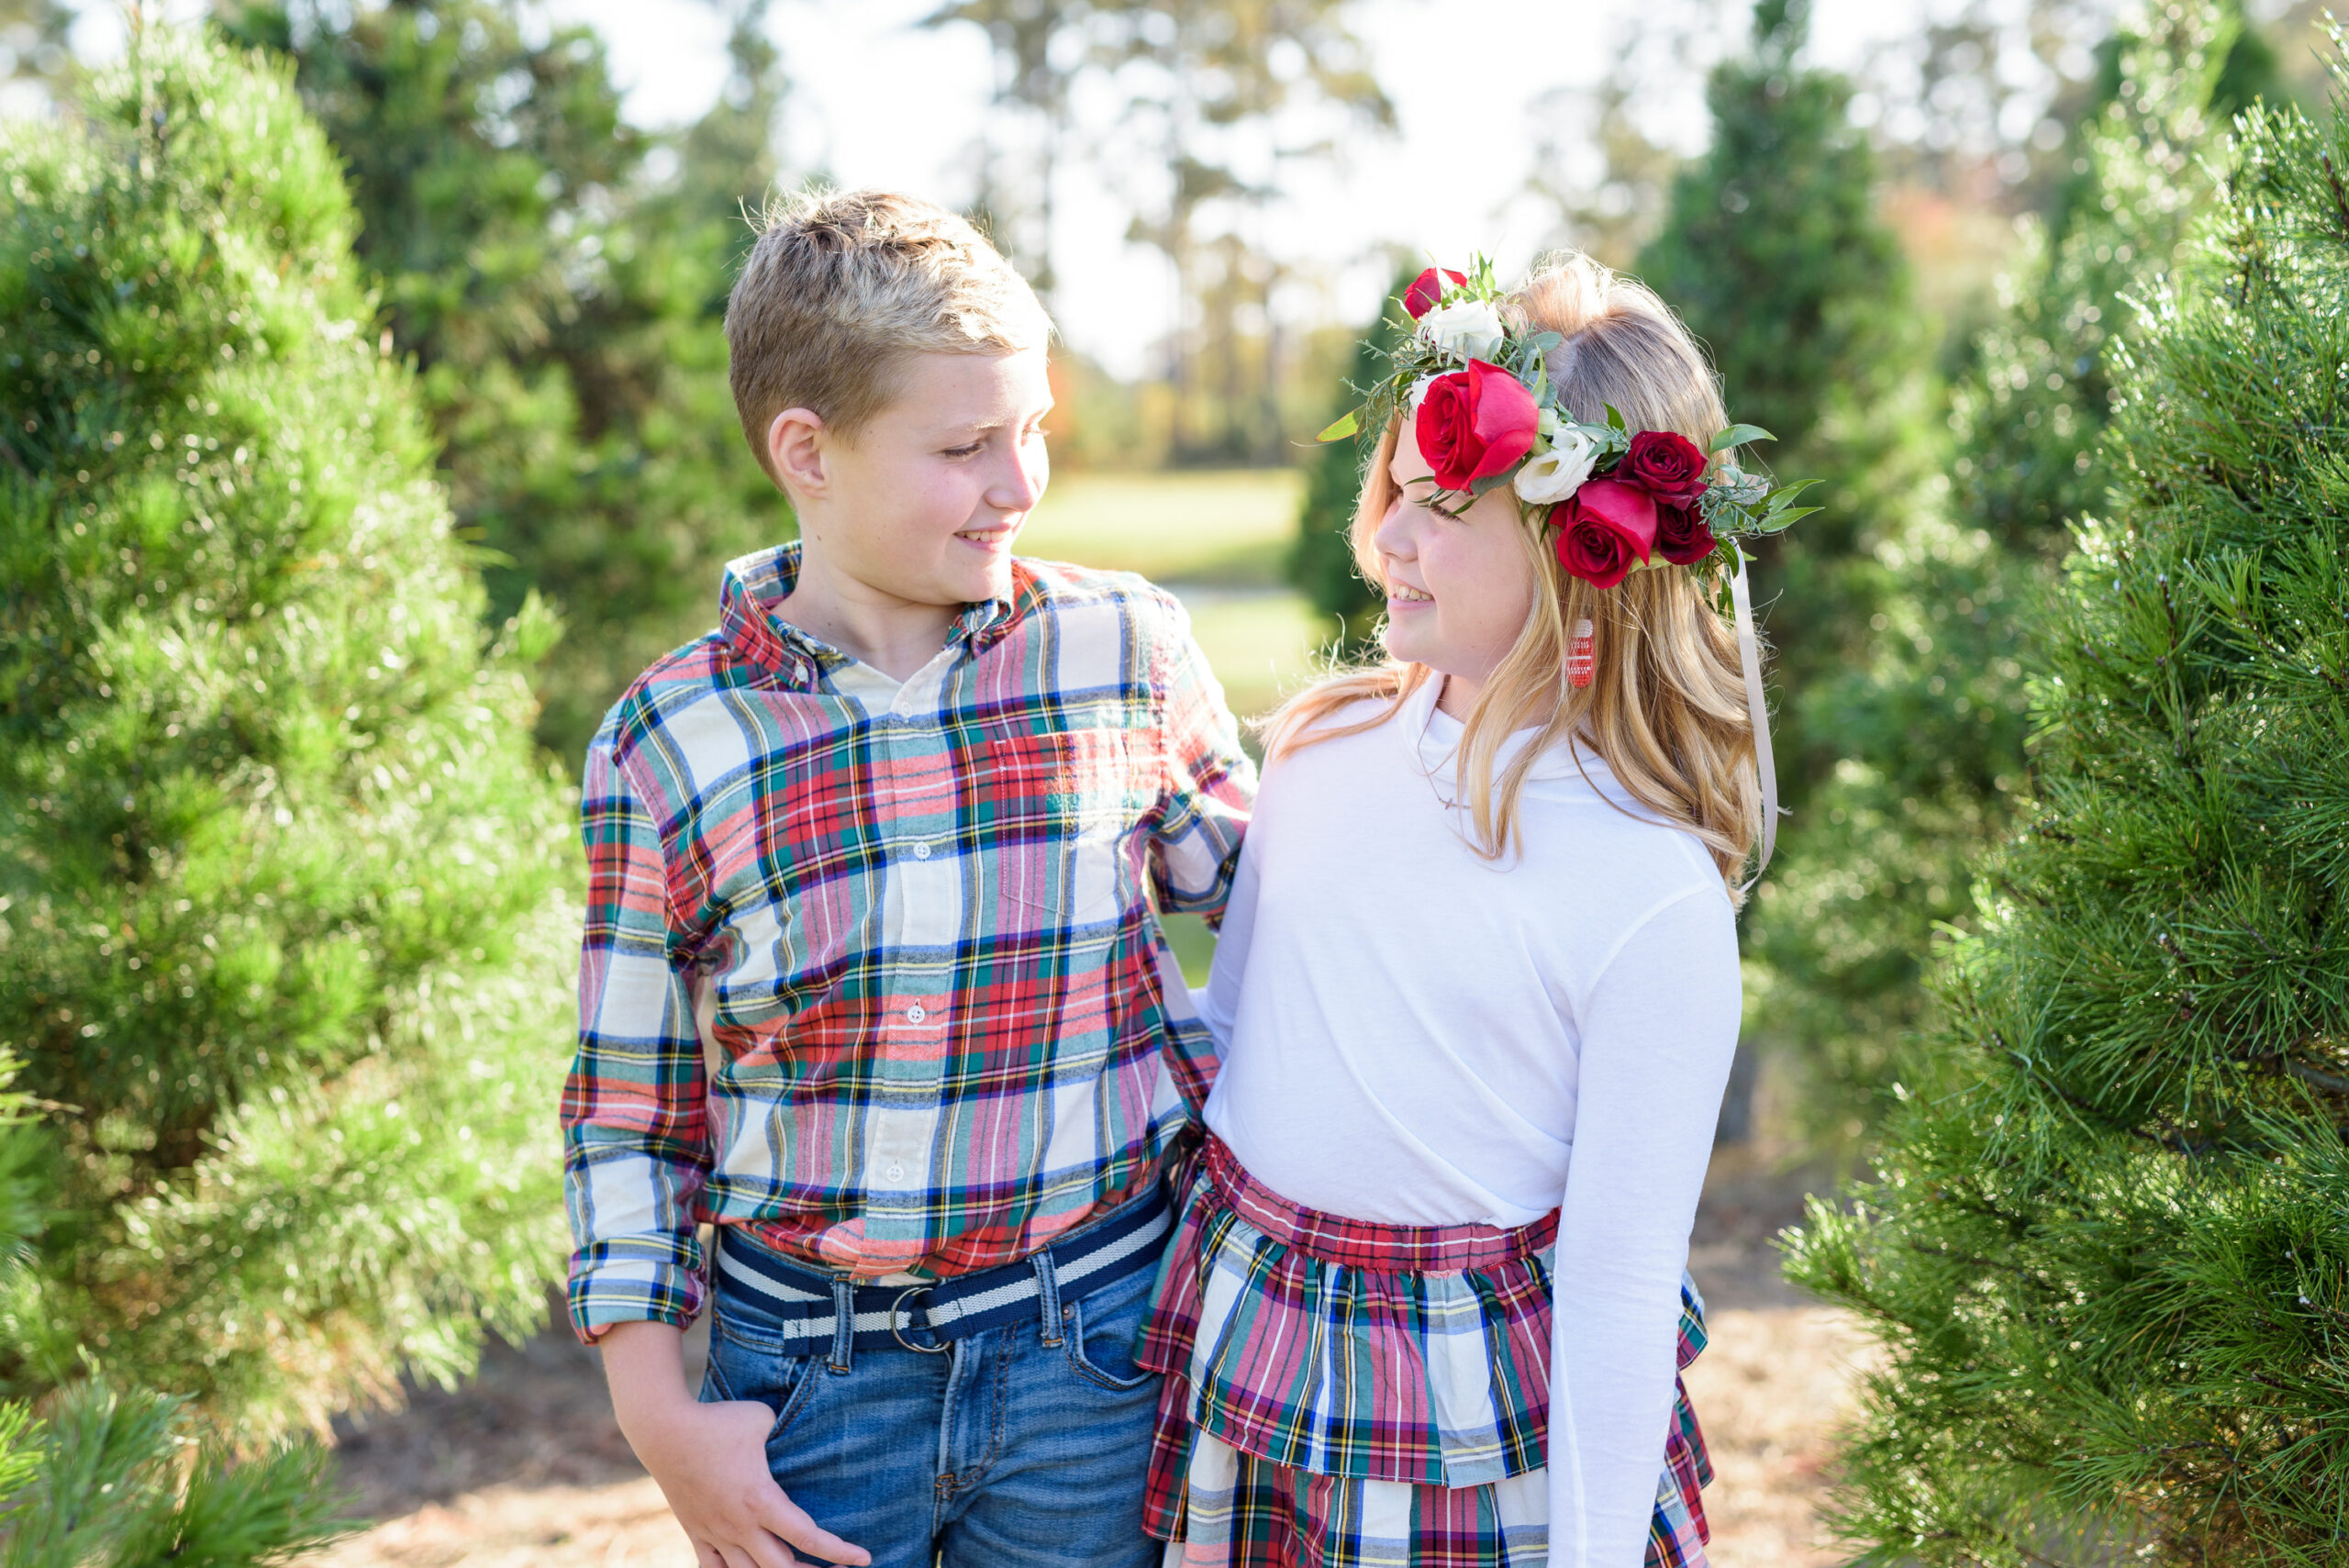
top-left (987, 444), bottom-right (1048, 514)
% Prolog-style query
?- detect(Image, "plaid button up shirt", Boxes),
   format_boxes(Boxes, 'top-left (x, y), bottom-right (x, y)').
top-left (562, 544), bottom-right (1254, 1338)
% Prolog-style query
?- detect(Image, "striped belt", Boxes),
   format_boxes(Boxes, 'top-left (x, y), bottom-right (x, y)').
top-left (713, 1187), bottom-right (1172, 1355)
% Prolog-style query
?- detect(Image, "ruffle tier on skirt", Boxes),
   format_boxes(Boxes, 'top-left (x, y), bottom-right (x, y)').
top-left (1138, 1135), bottom-right (1710, 1568)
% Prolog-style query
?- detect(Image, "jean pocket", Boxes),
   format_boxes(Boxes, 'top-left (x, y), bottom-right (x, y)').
top-left (703, 1311), bottom-right (825, 1440)
top-left (1063, 1265), bottom-right (1160, 1394)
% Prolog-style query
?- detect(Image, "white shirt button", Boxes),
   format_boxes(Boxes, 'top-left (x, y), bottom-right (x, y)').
top-left (906, 1003), bottom-right (927, 1024)
top-left (912, 841), bottom-right (932, 861)
top-left (886, 1162), bottom-right (906, 1184)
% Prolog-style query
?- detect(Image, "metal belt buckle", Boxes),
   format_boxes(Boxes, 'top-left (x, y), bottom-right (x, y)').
top-left (891, 1284), bottom-right (950, 1354)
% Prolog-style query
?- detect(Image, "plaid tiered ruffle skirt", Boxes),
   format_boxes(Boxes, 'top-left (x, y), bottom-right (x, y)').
top-left (1137, 1136), bottom-right (1711, 1567)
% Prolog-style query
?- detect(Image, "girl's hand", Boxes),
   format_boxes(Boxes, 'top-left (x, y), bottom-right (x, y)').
top-left (599, 1319), bottom-right (872, 1568)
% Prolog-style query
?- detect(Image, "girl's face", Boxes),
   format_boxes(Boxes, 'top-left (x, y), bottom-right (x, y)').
top-left (1373, 431), bottom-right (1539, 705)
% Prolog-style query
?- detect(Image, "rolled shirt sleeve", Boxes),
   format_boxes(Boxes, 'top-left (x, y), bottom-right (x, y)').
top-left (561, 730), bottom-right (713, 1339)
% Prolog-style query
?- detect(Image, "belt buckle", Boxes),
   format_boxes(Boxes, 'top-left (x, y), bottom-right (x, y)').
top-left (890, 1284), bottom-right (951, 1355)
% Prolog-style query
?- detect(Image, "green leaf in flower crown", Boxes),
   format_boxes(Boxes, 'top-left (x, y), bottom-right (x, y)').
top-left (1468, 470), bottom-right (1515, 498)
top-left (1318, 409), bottom-right (1363, 443)
top-left (1526, 331), bottom-right (1562, 355)
top-left (1708, 423), bottom-right (1773, 452)
top-left (1764, 478), bottom-right (1821, 506)
top-left (1604, 404), bottom-right (1628, 432)
top-left (1752, 505), bottom-right (1820, 534)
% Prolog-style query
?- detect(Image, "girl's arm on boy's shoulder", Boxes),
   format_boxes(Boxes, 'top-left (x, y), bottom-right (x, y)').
top-left (1144, 594), bottom-right (1255, 923)
top-left (563, 735), bottom-right (717, 1342)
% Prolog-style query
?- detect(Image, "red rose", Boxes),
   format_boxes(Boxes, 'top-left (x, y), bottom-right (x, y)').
top-left (1414, 360), bottom-right (1539, 491)
top-left (1618, 429), bottom-right (1709, 505)
top-left (1403, 267), bottom-right (1468, 319)
top-left (1550, 478), bottom-right (1657, 589)
top-left (1655, 501), bottom-right (1717, 566)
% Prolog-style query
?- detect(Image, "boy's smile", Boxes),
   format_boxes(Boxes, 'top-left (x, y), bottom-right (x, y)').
top-left (768, 347), bottom-right (1053, 678)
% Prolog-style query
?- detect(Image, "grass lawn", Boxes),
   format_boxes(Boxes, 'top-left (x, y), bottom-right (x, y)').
top-left (1181, 590), bottom-right (1340, 725)
top-left (1019, 467), bottom-right (1347, 982)
top-left (1019, 468), bottom-right (1305, 587)
top-left (1018, 467), bottom-right (1341, 723)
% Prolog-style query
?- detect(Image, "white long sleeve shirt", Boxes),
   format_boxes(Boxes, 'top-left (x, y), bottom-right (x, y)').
top-left (1197, 676), bottom-right (1742, 1568)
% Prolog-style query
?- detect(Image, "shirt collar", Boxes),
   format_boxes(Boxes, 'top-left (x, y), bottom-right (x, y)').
top-left (718, 543), bottom-right (1029, 689)
top-left (1400, 671), bottom-right (1587, 786)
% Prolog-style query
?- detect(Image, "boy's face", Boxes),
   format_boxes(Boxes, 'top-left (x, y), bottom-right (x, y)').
top-left (793, 348), bottom-right (1053, 610)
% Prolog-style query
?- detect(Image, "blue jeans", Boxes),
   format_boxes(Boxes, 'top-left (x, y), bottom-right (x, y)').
top-left (700, 1236), bottom-right (1164, 1568)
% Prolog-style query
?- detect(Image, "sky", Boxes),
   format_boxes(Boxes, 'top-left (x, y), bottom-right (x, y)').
top-left (550, 0), bottom-right (1944, 373)
top-left (547, 0), bottom-right (1953, 373)
top-left (59, 0), bottom-right (2102, 375)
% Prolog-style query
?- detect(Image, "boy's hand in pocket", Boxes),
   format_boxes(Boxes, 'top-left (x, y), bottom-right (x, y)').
top-left (600, 1320), bottom-right (871, 1568)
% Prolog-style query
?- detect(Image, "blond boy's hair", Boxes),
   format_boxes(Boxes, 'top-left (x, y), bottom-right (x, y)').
top-left (724, 188), bottom-right (1052, 480)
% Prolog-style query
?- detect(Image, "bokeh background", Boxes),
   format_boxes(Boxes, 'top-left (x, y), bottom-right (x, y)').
top-left (2, 1), bottom-right (2343, 1562)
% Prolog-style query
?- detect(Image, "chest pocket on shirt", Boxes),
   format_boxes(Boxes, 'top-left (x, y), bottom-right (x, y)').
top-left (982, 723), bottom-right (1141, 924)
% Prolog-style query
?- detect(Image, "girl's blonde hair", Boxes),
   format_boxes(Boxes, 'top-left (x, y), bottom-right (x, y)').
top-left (1264, 250), bottom-right (1764, 899)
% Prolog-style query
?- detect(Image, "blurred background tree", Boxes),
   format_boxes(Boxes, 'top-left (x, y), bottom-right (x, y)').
top-left (1521, 33), bottom-right (1684, 272)
top-left (1092, 0), bottom-right (1391, 464)
top-left (215, 0), bottom-right (790, 763)
top-left (1789, 33), bottom-right (2349, 1559)
top-left (931, 0), bottom-right (1394, 468)
top-left (0, 0), bottom-right (72, 99)
top-left (1638, 0), bottom-right (1932, 714)
top-left (0, 17), bottom-right (573, 1472)
top-left (1634, 0), bottom-right (1938, 1141)
top-left (1285, 265), bottom-right (1414, 654)
top-left (1748, 0), bottom-right (2272, 1148)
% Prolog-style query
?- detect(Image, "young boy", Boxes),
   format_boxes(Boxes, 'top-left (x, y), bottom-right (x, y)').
top-left (562, 189), bottom-right (1253, 1568)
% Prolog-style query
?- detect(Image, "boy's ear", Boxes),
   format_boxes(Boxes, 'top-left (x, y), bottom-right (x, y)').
top-left (767, 407), bottom-right (829, 498)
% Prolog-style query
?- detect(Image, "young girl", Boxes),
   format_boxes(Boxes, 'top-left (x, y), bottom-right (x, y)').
top-left (1138, 251), bottom-right (1798, 1568)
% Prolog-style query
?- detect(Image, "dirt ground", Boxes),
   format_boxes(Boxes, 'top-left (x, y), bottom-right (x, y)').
top-left (319, 1148), bottom-right (1875, 1568)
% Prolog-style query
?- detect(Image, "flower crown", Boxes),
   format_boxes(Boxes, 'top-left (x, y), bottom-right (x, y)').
top-left (1318, 257), bottom-right (1819, 589)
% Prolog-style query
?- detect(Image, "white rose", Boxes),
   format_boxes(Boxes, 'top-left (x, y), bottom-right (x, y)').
top-left (1514, 428), bottom-right (1600, 505)
top-left (1416, 298), bottom-right (1506, 363)
top-left (1406, 373), bottom-right (1442, 415)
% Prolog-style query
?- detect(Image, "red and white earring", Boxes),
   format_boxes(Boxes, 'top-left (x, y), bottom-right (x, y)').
top-left (1568, 617), bottom-right (1595, 689)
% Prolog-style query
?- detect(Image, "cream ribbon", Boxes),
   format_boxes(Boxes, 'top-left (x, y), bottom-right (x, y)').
top-left (1731, 545), bottom-right (1779, 888)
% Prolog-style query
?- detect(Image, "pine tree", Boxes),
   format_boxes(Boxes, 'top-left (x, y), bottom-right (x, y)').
top-left (1636, 0), bottom-right (1927, 606)
top-left (0, 27), bottom-right (575, 1440)
top-left (1635, 0), bottom-right (1934, 1140)
top-left (1749, 3), bottom-right (2247, 1142)
top-left (1787, 35), bottom-right (2349, 1563)
top-left (217, 0), bottom-right (790, 762)
top-left (0, 1056), bottom-right (352, 1562)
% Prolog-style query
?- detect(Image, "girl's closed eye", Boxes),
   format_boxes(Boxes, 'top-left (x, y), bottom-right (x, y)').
top-left (942, 439), bottom-right (985, 459)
